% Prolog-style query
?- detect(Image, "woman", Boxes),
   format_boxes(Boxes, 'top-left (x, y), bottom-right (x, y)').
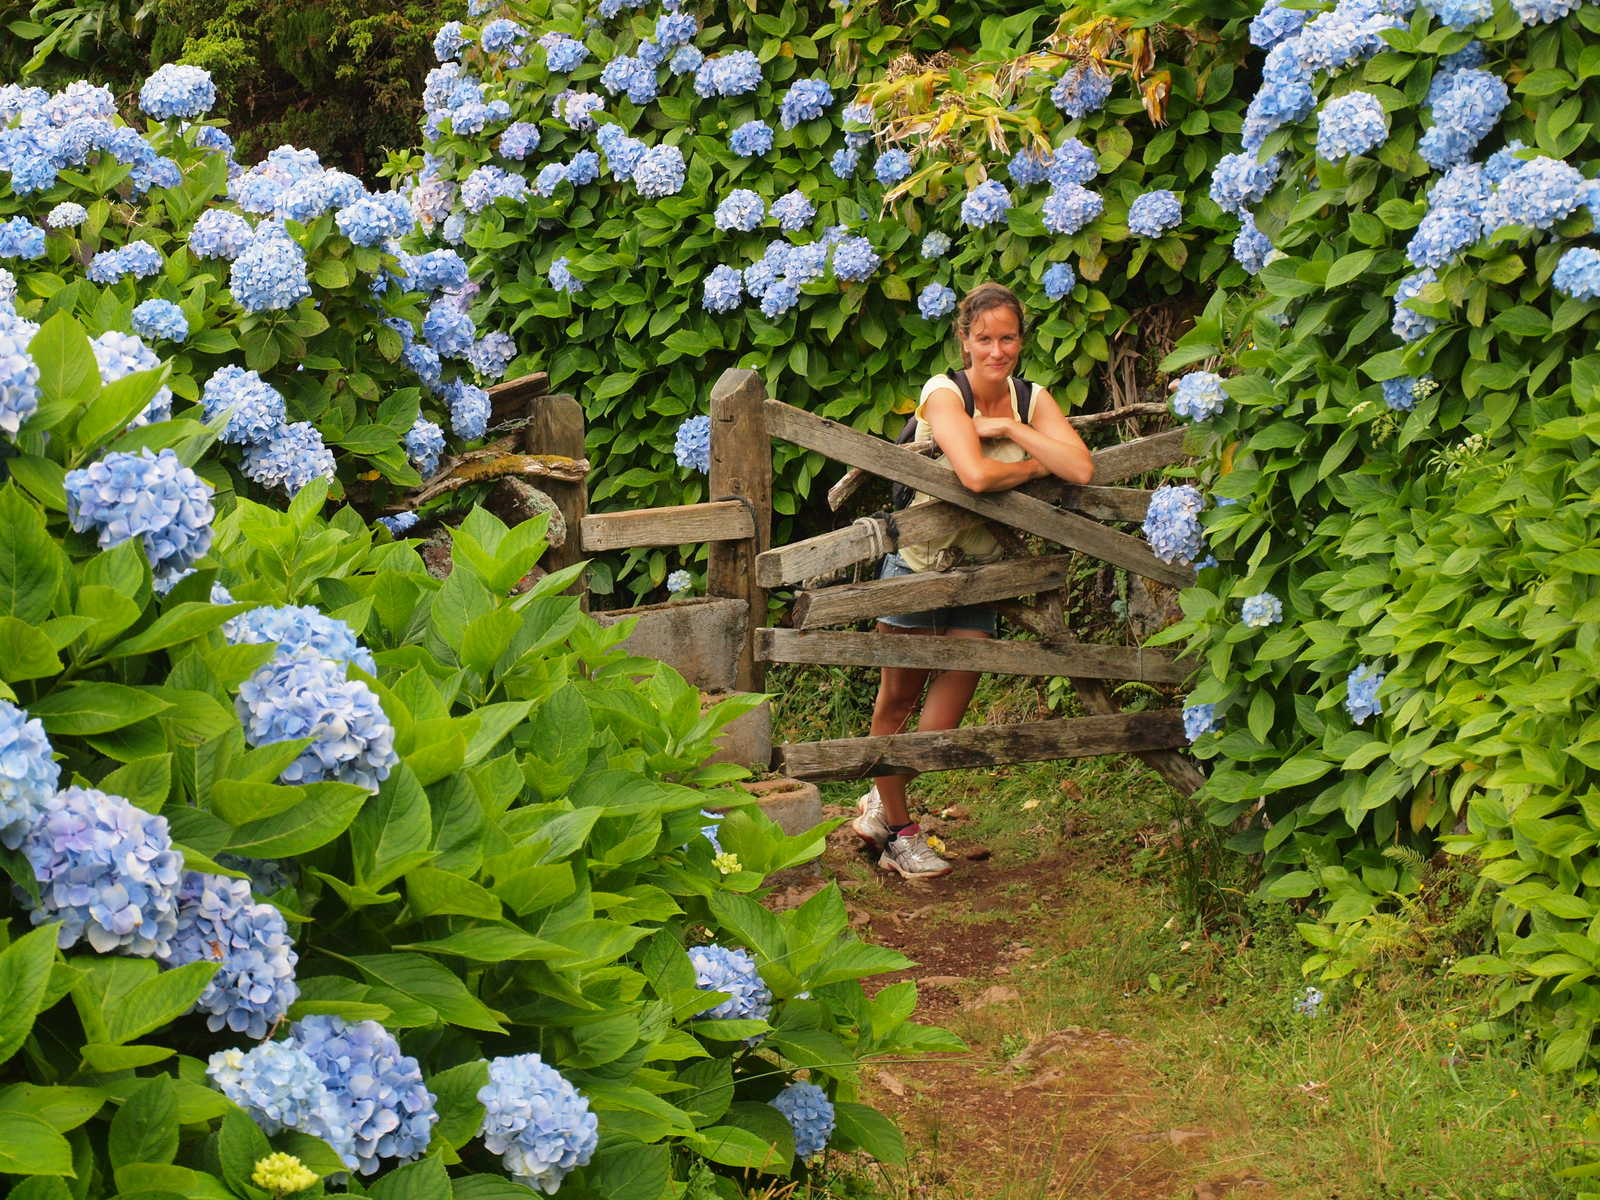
top-left (852, 282), bottom-right (1095, 879)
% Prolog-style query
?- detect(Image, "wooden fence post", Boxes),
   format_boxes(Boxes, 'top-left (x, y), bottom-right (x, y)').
top-left (529, 394), bottom-right (587, 601)
top-left (708, 368), bottom-right (771, 693)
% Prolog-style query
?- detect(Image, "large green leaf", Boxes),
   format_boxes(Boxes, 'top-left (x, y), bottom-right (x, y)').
top-left (0, 926), bottom-right (62, 1067)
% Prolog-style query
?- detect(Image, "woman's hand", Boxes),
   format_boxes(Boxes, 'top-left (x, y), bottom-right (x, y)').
top-left (971, 414), bottom-right (1015, 439)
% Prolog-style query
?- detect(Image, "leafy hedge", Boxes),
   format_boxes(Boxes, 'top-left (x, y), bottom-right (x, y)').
top-left (405, 0), bottom-right (1256, 595)
top-left (1157, 0), bottom-right (1600, 1070)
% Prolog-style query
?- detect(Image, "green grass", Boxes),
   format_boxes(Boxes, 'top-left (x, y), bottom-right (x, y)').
top-left (764, 664), bottom-right (1600, 1200)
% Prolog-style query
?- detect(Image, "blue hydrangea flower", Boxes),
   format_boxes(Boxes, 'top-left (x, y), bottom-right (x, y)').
top-left (139, 64), bottom-right (216, 120)
top-left (771, 1081), bottom-right (835, 1161)
top-left (45, 202), bottom-right (85, 229)
top-left (1392, 268), bottom-right (1439, 342)
top-left (596, 124), bottom-right (643, 177)
top-left (0, 217), bottom-right (44, 260)
top-left (206, 1042), bottom-right (356, 1168)
top-left (1051, 66), bottom-right (1112, 118)
top-left (544, 34), bottom-right (588, 72)
top-left (480, 1054), bottom-right (599, 1194)
top-left (202, 365), bottom-right (286, 446)
top-left (1345, 663), bottom-right (1384, 725)
top-left (335, 198), bottom-right (405, 247)
top-left (470, 331), bottom-right (517, 379)
top-left (917, 283), bottom-right (956, 320)
top-left (637, 39), bottom-right (667, 70)
top-left (1128, 189), bottom-right (1182, 236)
top-left (675, 414), bottom-right (711, 472)
top-left (0, 312), bottom-right (41, 436)
top-left (561, 92), bottom-right (604, 131)
top-left (1554, 247), bottom-right (1600, 300)
top-left (1297, 0), bottom-right (1403, 75)
top-left (760, 278), bottom-right (800, 318)
top-left (532, 162), bottom-right (567, 198)
top-left (445, 379), bottom-right (490, 440)
top-left (961, 179), bottom-right (1011, 229)
top-left (1233, 214), bottom-right (1274, 274)
top-left (291, 1016), bottom-right (437, 1175)
top-left (1042, 262), bottom-right (1076, 300)
top-left (423, 303), bottom-right (476, 358)
top-left (549, 256), bottom-right (584, 295)
top-left (600, 54), bottom-right (656, 105)
top-left (689, 944), bottom-right (773, 1022)
top-left (1172, 372), bottom-right (1226, 421)
top-left (875, 148), bottom-right (912, 186)
top-left (379, 512), bottom-right (419, 536)
top-left (1420, 68), bottom-right (1507, 169)
top-left (498, 122), bottom-right (540, 160)
top-left (1241, 79), bottom-right (1314, 153)
top-left (1423, 0), bottom-right (1495, 27)
top-left (1008, 146), bottom-right (1052, 187)
top-left (237, 650), bottom-right (398, 791)
top-left (92, 329), bottom-right (172, 426)
top-left (921, 231), bottom-right (950, 259)
top-left (230, 233), bottom-right (311, 312)
top-left (22, 786), bottom-right (182, 955)
top-left (162, 872), bottom-right (297, 1038)
top-left (702, 264), bottom-right (744, 313)
top-left (1043, 183), bottom-right (1102, 235)
top-left (667, 569), bottom-right (693, 593)
top-left (744, 243), bottom-right (790, 298)
top-left (715, 188), bottom-right (766, 232)
top-left (1381, 376), bottom-right (1428, 411)
top-left (66, 448), bottom-right (212, 590)
top-left (188, 209), bottom-right (253, 260)
top-left (481, 18), bottom-right (527, 55)
top-left (461, 164), bottom-right (528, 212)
top-left (830, 147), bottom-right (859, 179)
top-left (1241, 592), bottom-right (1283, 628)
top-left (1182, 703), bottom-right (1217, 741)
top-left (1486, 156), bottom-right (1587, 232)
top-left (1141, 483), bottom-right (1205, 565)
top-left (434, 20), bottom-right (467, 61)
top-left (564, 150), bottom-right (600, 187)
top-left (405, 417), bottom-right (446, 476)
top-left (1512, 0), bottom-right (1581, 23)
top-left (670, 44), bottom-right (703, 74)
top-left (223, 604), bottom-right (377, 674)
top-left (1250, 0), bottom-right (1310, 48)
top-left (242, 422), bottom-right (337, 495)
top-left (1316, 91), bottom-right (1389, 161)
top-left (1209, 152), bottom-right (1282, 217)
top-left (831, 236), bottom-right (879, 282)
top-left (694, 50), bottom-right (762, 97)
top-left (728, 120), bottom-right (773, 157)
top-left (771, 190), bottom-right (815, 232)
top-left (1405, 202), bottom-right (1480, 269)
top-left (1046, 137), bottom-right (1099, 188)
top-left (409, 249), bottom-right (468, 293)
top-left (130, 299), bottom-right (188, 343)
top-left (780, 77), bottom-right (833, 129)
top-left (631, 143), bottom-right (686, 197)
top-left (0, 700), bottom-right (58, 849)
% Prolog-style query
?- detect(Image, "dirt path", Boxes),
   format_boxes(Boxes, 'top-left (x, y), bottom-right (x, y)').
top-left (778, 806), bottom-right (1275, 1200)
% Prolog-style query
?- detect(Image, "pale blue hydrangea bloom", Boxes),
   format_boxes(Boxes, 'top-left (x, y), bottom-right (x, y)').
top-left (1419, 68), bottom-right (1507, 170)
top-left (446, 379), bottom-right (490, 439)
top-left (1294, 986), bottom-right (1324, 1017)
top-left (1345, 663), bottom-right (1384, 724)
top-left (131, 299), bottom-right (188, 342)
top-left (693, 50), bottom-right (762, 98)
top-left (875, 148), bottom-right (912, 185)
top-left (600, 54), bottom-right (656, 104)
top-left (1171, 372), bottom-right (1226, 420)
top-left (379, 512), bottom-right (419, 535)
top-left (549, 256), bottom-right (584, 294)
top-left (667, 569), bottom-right (693, 593)
top-left (409, 248), bottom-right (468, 293)
top-left (335, 197), bottom-right (406, 246)
top-left (1554, 247), bottom-right (1600, 300)
top-left (480, 1054), bottom-right (599, 1194)
top-left (1234, 214), bottom-right (1274, 273)
top-left (481, 18), bottom-right (528, 56)
top-left (1043, 183), bottom-right (1102, 235)
top-left (656, 10), bottom-right (698, 45)
top-left (223, 604), bottom-right (378, 674)
top-left (292, 1016), bottom-right (438, 1175)
top-left (0, 700), bottom-right (58, 849)
top-left (960, 179), bottom-right (1011, 228)
top-left (470, 331), bottom-right (517, 378)
top-left (0, 217), bottom-right (45, 260)
top-left (715, 188), bottom-right (766, 232)
top-left (771, 190), bottom-right (814, 232)
top-left (670, 45), bottom-right (703, 74)
top-left (1316, 91), bottom-right (1389, 161)
top-left (1381, 376), bottom-right (1432, 411)
top-left (636, 39), bottom-right (667, 70)
top-left (830, 147), bottom-right (859, 179)
top-left (1209, 152), bottom-right (1282, 217)
top-left (498, 121), bottom-right (540, 159)
top-left (434, 21), bottom-right (467, 62)
top-left (423, 303), bottom-right (476, 358)
top-left (188, 209), bottom-right (253, 259)
top-left (779, 78), bottom-right (833, 129)
top-left (1484, 156), bottom-right (1586, 232)
top-left (237, 650), bottom-right (398, 791)
top-left (917, 283), bottom-right (956, 320)
top-left (532, 162), bottom-right (567, 198)
top-left (761, 278), bottom-right (800, 318)
top-left (1141, 483), bottom-right (1205, 565)
top-left (1042, 262), bottom-right (1076, 300)
top-left (162, 871), bottom-right (298, 1038)
top-left (405, 417), bottom-right (446, 476)
top-left (0, 311), bottom-right (41, 436)
top-left (92, 329), bottom-right (172, 426)
top-left (21, 786), bottom-right (183, 955)
top-left (1241, 592), bottom-right (1283, 627)
top-left (544, 34), bottom-right (588, 72)
top-left (1182, 703), bottom-right (1216, 741)
top-left (921, 231), bottom-right (950, 259)
top-left (1512, 0), bottom-right (1581, 22)
top-left (831, 235), bottom-right (879, 282)
top-left (1250, 0), bottom-right (1310, 48)
top-left (202, 365), bottom-right (286, 445)
top-left (139, 64), bottom-right (216, 119)
top-left (461, 164), bottom-right (528, 212)
top-left (230, 233), bottom-right (311, 312)
top-left (689, 944), bottom-right (773, 1021)
top-left (1127, 189), bottom-right (1182, 236)
top-left (676, 414), bottom-right (711, 472)
top-left (596, 123), bottom-right (644, 177)
top-left (1051, 66), bottom-right (1112, 118)
top-left (1046, 137), bottom-right (1099, 187)
top-left (729, 120), bottom-right (773, 157)
top-left (1008, 146), bottom-right (1052, 187)
top-left (1423, 0), bottom-right (1494, 27)
top-left (206, 1042), bottom-right (357, 1168)
top-left (561, 92), bottom-right (604, 131)
top-left (242, 422), bottom-right (337, 495)
top-left (45, 201), bottom-right (85, 229)
top-left (66, 448), bottom-right (212, 590)
top-left (772, 1081), bottom-right (835, 1160)
top-left (631, 143), bottom-right (686, 197)
top-left (1392, 268), bottom-right (1439, 342)
top-left (703, 264), bottom-right (744, 313)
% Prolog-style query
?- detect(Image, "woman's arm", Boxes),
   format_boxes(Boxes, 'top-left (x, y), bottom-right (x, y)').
top-left (998, 387), bottom-right (1094, 484)
top-left (922, 387), bottom-right (1043, 493)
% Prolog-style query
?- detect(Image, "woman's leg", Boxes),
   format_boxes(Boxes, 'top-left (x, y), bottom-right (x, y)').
top-left (916, 625), bottom-right (992, 734)
top-left (869, 623), bottom-right (931, 827)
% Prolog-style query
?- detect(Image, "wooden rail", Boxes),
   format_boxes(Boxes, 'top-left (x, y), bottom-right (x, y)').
top-left (790, 554), bottom-right (1079, 630)
top-left (581, 500), bottom-right (754, 552)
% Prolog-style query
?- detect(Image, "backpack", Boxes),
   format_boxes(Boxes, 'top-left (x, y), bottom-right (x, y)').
top-left (890, 369), bottom-right (1034, 510)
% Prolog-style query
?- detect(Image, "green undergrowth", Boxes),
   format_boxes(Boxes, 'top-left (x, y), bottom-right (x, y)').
top-left (770, 665), bottom-right (1600, 1199)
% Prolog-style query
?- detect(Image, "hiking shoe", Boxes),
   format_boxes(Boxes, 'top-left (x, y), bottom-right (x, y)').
top-left (851, 787), bottom-right (890, 849)
top-left (878, 829), bottom-right (952, 879)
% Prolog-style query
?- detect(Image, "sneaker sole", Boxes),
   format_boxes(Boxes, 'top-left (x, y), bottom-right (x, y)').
top-left (852, 798), bottom-right (888, 849)
top-left (877, 852), bottom-right (952, 880)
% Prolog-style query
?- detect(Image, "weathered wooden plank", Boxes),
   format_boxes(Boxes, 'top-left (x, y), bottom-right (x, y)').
top-left (755, 628), bottom-right (1188, 683)
top-left (755, 502), bottom-right (978, 587)
top-left (791, 555), bottom-right (1077, 629)
top-left (528, 395), bottom-right (587, 602)
top-left (708, 369), bottom-right (771, 692)
top-left (1074, 426), bottom-right (1190, 486)
top-left (775, 710), bottom-right (1187, 780)
top-left (764, 400), bottom-right (1190, 587)
top-left (581, 500), bottom-right (754, 552)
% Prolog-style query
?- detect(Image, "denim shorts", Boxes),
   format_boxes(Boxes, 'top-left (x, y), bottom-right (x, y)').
top-left (875, 552), bottom-right (998, 636)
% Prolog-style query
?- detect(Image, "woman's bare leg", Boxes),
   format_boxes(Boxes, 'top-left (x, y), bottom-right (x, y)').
top-left (869, 623), bottom-right (930, 827)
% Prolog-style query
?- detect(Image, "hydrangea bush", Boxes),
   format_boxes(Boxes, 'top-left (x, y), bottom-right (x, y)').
top-left (1154, 0), bottom-right (1600, 1069)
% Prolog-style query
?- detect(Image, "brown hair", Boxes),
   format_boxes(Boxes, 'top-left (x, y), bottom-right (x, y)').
top-left (954, 282), bottom-right (1026, 367)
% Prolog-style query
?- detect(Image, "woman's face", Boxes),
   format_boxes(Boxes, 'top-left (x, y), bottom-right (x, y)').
top-left (960, 306), bottom-right (1022, 384)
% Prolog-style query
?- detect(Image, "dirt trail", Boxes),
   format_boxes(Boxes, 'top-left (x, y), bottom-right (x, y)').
top-left (774, 808), bottom-right (1273, 1200)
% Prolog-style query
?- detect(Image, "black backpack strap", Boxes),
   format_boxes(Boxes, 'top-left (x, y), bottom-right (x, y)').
top-left (1015, 378), bottom-right (1033, 424)
top-left (949, 369), bottom-right (977, 416)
